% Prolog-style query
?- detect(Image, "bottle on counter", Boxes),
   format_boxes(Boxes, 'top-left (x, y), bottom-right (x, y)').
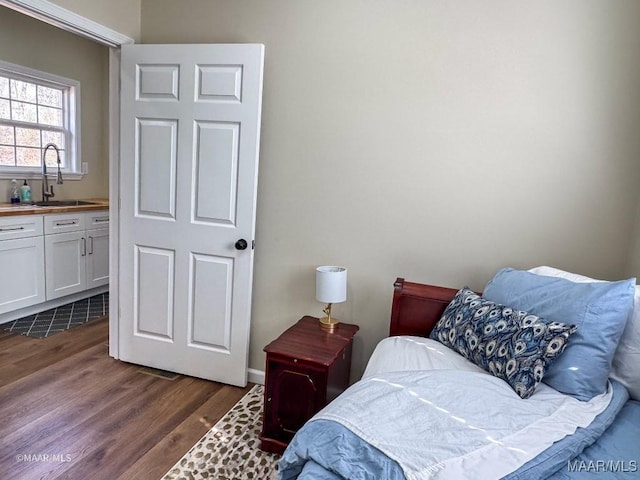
top-left (9, 179), bottom-right (20, 204)
top-left (20, 180), bottom-right (31, 203)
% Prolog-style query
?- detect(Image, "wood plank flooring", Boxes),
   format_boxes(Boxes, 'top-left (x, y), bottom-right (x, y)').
top-left (0, 318), bottom-right (253, 480)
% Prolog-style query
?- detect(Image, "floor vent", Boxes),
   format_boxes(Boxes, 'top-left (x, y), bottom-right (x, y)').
top-left (137, 367), bottom-right (180, 381)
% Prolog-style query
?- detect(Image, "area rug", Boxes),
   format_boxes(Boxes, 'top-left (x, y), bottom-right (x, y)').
top-left (2, 292), bottom-right (109, 338)
top-left (162, 384), bottom-right (280, 480)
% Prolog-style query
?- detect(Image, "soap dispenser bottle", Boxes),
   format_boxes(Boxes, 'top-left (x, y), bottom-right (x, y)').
top-left (9, 179), bottom-right (20, 204)
top-left (20, 180), bottom-right (31, 203)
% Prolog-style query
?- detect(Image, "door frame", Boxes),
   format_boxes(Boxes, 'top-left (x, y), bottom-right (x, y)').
top-left (1, 0), bottom-right (133, 359)
top-left (0, 0), bottom-right (133, 47)
top-left (0, 4), bottom-right (267, 385)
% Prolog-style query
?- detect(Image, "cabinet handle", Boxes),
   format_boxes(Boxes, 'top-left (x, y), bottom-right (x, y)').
top-left (0, 226), bottom-right (25, 232)
top-left (56, 220), bottom-right (77, 226)
top-left (81, 237), bottom-right (86, 256)
top-left (88, 236), bottom-right (94, 254)
top-left (93, 218), bottom-right (109, 224)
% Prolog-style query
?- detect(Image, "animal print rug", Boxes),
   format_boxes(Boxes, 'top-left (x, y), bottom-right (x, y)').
top-left (162, 385), bottom-right (280, 480)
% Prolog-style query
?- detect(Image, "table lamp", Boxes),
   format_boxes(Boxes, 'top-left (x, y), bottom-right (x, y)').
top-left (316, 266), bottom-right (347, 332)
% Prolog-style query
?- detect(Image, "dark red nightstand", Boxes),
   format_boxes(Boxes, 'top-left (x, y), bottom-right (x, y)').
top-left (259, 316), bottom-right (359, 454)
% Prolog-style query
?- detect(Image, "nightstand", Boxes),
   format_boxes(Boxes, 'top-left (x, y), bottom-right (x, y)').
top-left (259, 316), bottom-right (359, 454)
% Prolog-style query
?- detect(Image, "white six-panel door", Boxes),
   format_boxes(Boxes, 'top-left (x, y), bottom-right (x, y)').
top-left (119, 44), bottom-right (264, 386)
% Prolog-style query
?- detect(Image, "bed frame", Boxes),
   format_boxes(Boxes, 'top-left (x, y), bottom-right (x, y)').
top-left (389, 277), bottom-right (459, 337)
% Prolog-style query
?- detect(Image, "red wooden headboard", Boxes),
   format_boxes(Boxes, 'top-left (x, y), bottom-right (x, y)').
top-left (389, 278), bottom-right (459, 337)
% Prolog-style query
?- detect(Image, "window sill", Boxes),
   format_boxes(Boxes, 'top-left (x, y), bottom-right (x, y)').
top-left (0, 172), bottom-right (85, 181)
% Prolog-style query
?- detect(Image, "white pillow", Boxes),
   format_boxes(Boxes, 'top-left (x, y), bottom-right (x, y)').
top-left (529, 266), bottom-right (640, 400)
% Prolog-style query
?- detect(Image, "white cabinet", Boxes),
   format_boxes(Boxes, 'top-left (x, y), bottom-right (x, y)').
top-left (85, 210), bottom-right (110, 288)
top-left (44, 230), bottom-right (86, 300)
top-left (44, 210), bottom-right (109, 301)
top-left (44, 212), bottom-right (85, 235)
top-left (0, 214), bottom-right (44, 240)
top-left (0, 215), bottom-right (46, 314)
top-left (86, 226), bottom-right (109, 288)
top-left (85, 211), bottom-right (110, 230)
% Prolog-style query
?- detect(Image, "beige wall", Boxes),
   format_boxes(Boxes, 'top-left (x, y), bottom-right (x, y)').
top-left (628, 206), bottom-right (640, 278)
top-left (0, 6), bottom-right (109, 202)
top-left (141, 0), bottom-right (640, 379)
top-left (48, 0), bottom-right (141, 41)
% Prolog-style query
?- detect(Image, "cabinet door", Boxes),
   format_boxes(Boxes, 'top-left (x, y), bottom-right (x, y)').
top-left (86, 227), bottom-right (109, 288)
top-left (0, 236), bottom-right (45, 314)
top-left (264, 360), bottom-right (325, 444)
top-left (45, 231), bottom-right (86, 300)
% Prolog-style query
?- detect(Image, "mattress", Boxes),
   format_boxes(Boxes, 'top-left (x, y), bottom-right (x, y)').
top-left (279, 336), bottom-right (629, 480)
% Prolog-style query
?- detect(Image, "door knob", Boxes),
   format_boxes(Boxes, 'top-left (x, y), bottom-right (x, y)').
top-left (235, 239), bottom-right (248, 250)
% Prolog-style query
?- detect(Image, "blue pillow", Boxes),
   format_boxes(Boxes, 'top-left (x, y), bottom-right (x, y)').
top-left (483, 268), bottom-right (635, 401)
top-left (430, 287), bottom-right (577, 399)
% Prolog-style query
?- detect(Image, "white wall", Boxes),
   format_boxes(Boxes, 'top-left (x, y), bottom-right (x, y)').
top-left (141, 0), bottom-right (640, 380)
top-left (0, 6), bottom-right (109, 202)
top-left (48, 0), bottom-right (141, 41)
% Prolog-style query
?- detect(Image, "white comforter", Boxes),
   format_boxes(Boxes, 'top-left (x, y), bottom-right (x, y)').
top-left (313, 337), bottom-right (612, 480)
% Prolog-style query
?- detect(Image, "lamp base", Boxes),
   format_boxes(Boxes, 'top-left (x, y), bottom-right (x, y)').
top-left (319, 316), bottom-right (339, 332)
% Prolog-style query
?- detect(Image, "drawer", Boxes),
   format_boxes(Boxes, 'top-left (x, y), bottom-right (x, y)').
top-left (85, 210), bottom-right (109, 229)
top-left (0, 215), bottom-right (44, 240)
top-left (44, 212), bottom-right (86, 234)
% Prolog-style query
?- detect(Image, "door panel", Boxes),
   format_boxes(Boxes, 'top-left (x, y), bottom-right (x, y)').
top-left (136, 118), bottom-right (177, 219)
top-left (189, 253), bottom-right (233, 351)
top-left (137, 64), bottom-right (179, 100)
top-left (134, 245), bottom-right (174, 341)
top-left (193, 121), bottom-right (239, 225)
top-left (119, 44), bottom-right (264, 386)
top-left (196, 65), bottom-right (243, 102)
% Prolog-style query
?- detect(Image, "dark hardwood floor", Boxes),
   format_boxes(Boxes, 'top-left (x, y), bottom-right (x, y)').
top-left (0, 318), bottom-right (252, 480)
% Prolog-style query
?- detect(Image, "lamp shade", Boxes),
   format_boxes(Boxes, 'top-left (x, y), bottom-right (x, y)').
top-left (316, 266), bottom-right (347, 304)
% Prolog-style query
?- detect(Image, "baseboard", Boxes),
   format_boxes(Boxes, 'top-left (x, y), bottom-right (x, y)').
top-left (247, 368), bottom-right (265, 385)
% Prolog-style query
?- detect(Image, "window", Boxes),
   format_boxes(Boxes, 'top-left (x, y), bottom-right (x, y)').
top-left (0, 60), bottom-right (80, 179)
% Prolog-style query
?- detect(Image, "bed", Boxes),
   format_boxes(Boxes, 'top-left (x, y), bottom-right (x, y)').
top-left (278, 267), bottom-right (640, 480)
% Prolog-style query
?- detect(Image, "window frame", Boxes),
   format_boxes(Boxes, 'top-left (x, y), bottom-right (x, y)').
top-left (0, 59), bottom-right (82, 180)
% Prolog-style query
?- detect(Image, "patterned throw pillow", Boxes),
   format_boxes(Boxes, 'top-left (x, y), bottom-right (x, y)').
top-left (430, 287), bottom-right (577, 399)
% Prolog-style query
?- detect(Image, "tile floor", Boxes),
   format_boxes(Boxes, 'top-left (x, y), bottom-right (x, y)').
top-left (2, 292), bottom-right (109, 338)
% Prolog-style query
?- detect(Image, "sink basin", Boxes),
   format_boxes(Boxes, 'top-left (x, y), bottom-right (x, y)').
top-left (31, 200), bottom-right (99, 207)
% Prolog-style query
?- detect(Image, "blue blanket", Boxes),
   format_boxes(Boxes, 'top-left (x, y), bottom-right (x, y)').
top-left (279, 380), bottom-right (629, 480)
top-left (548, 399), bottom-right (640, 480)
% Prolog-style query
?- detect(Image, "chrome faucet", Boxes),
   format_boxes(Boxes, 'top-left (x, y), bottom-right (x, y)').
top-left (42, 143), bottom-right (64, 203)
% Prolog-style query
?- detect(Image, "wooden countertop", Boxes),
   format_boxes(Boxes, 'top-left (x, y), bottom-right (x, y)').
top-left (0, 198), bottom-right (109, 217)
